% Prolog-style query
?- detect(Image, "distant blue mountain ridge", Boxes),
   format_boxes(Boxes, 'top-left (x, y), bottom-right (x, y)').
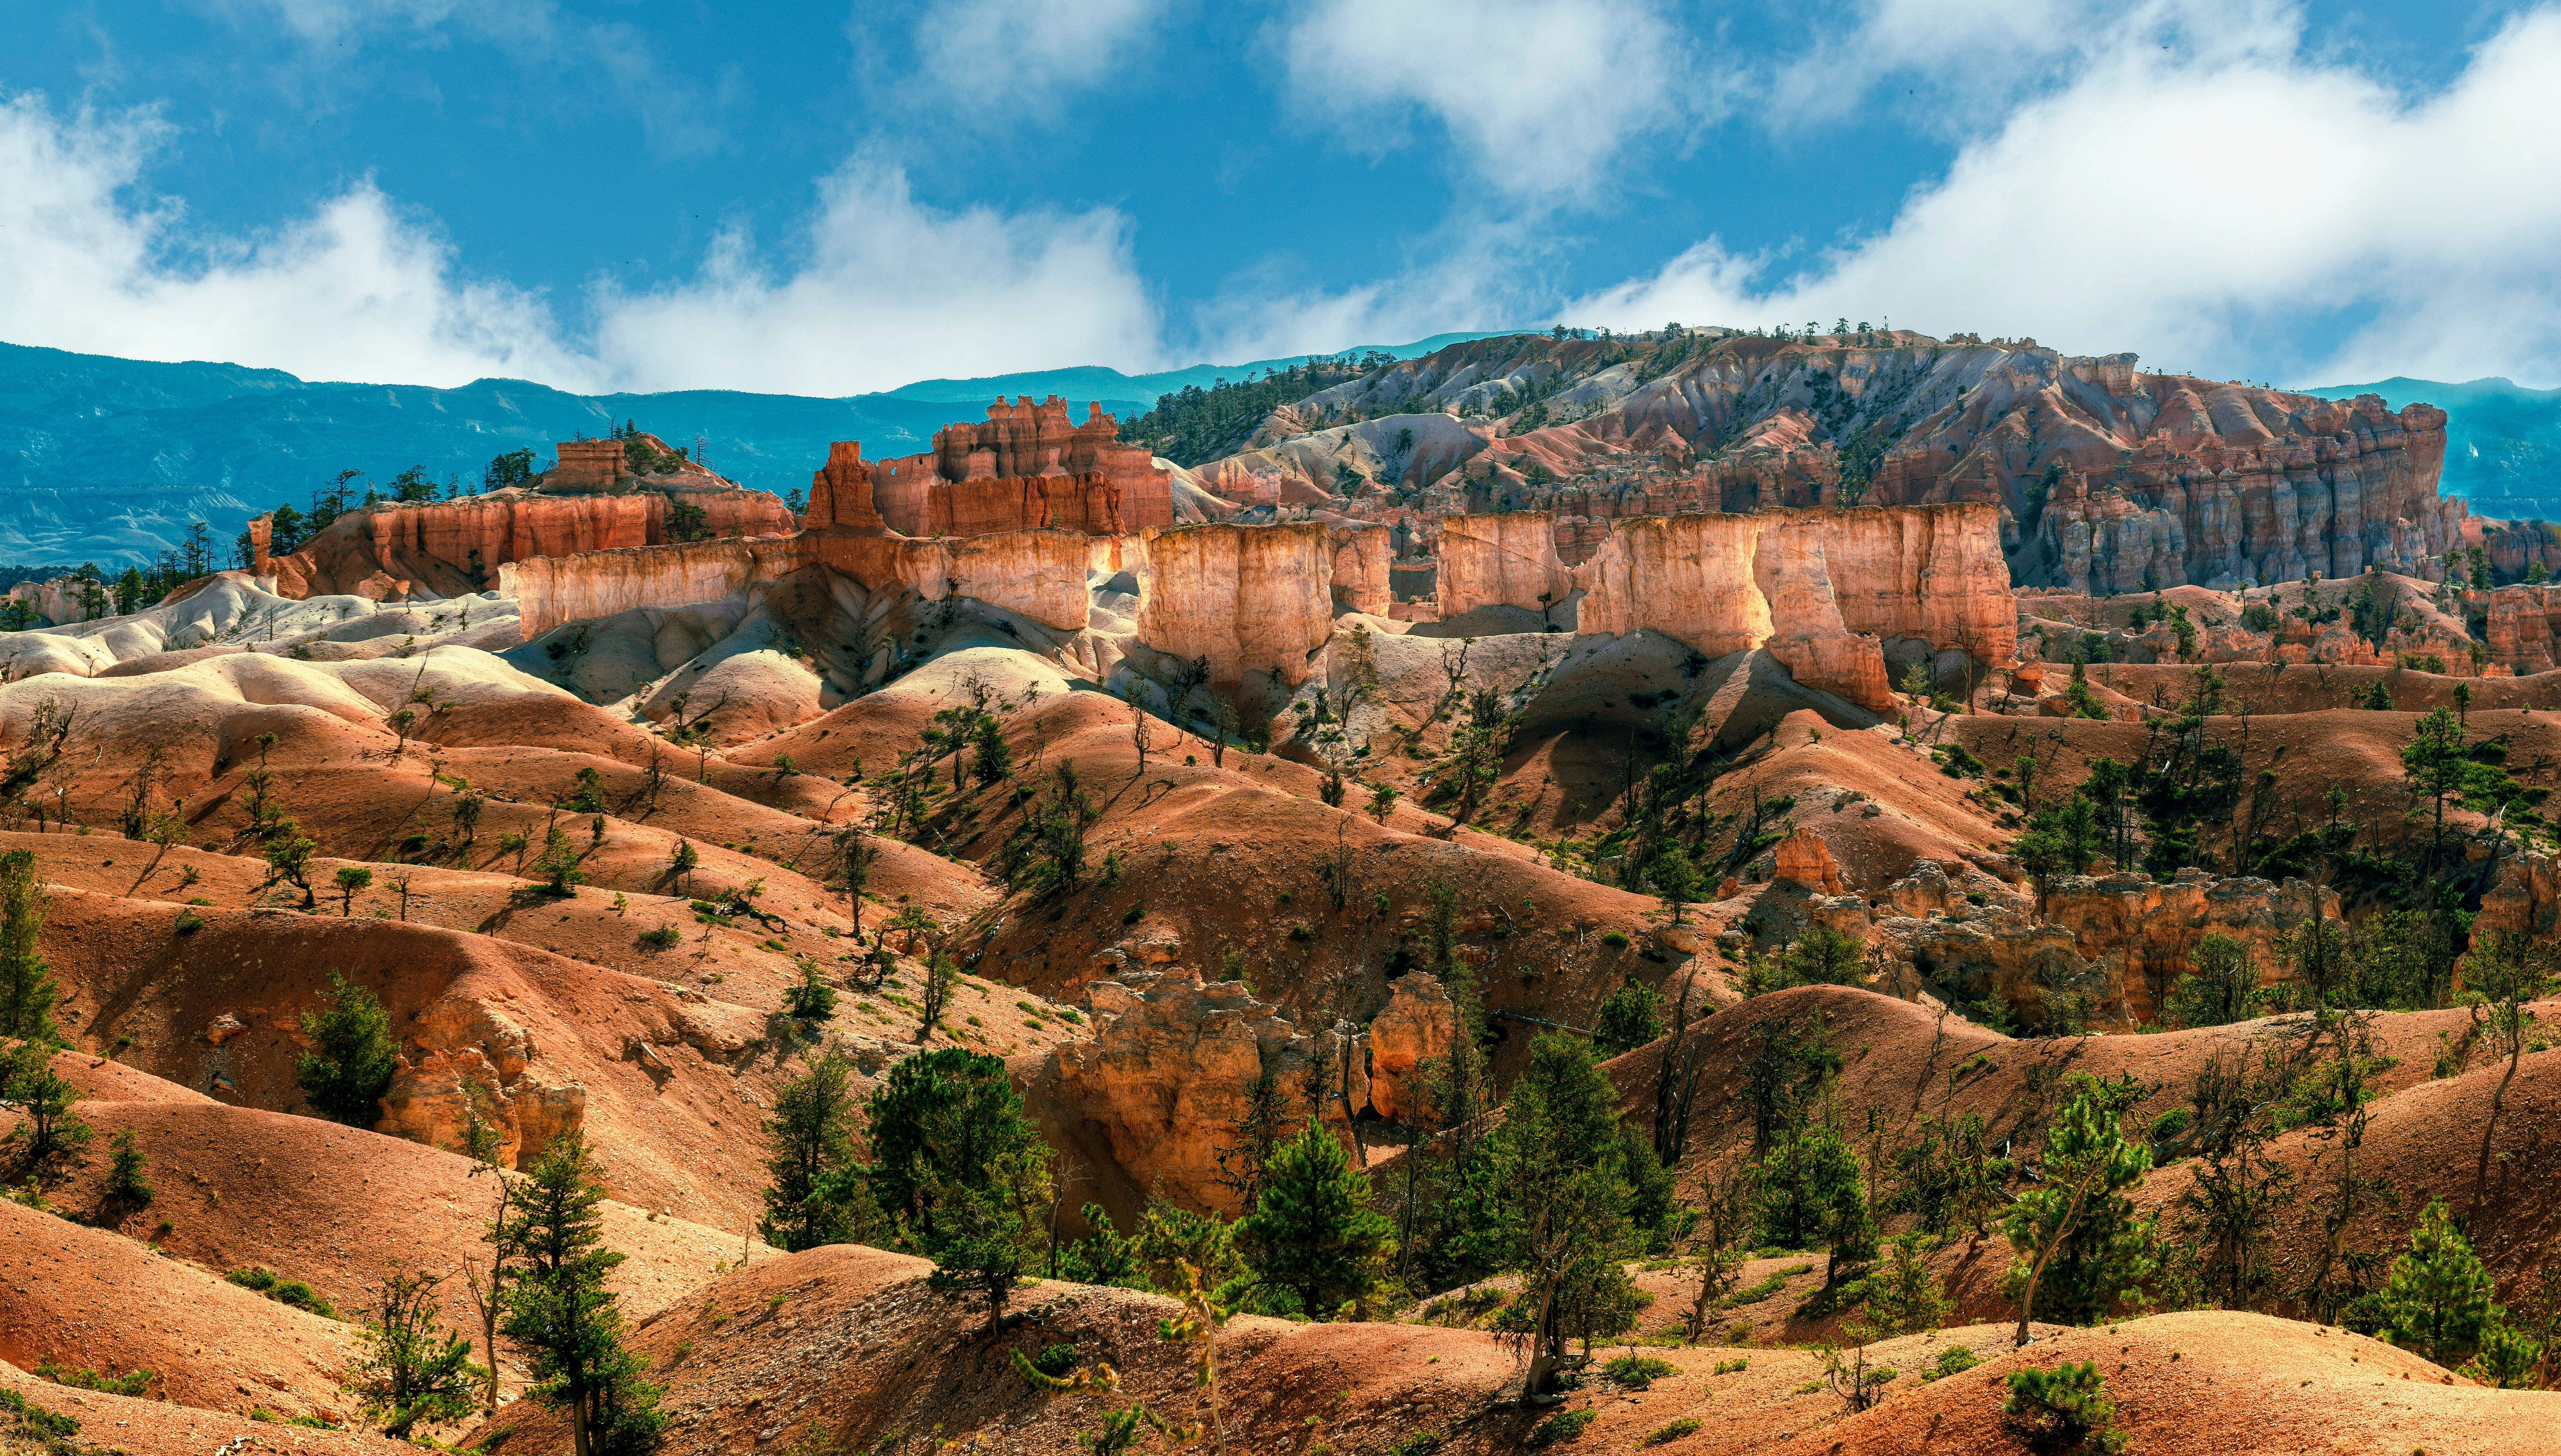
top-left (0, 332), bottom-right (1519, 569)
top-left (1, 331), bottom-right (2549, 570)
top-left (2303, 376), bottom-right (2561, 524)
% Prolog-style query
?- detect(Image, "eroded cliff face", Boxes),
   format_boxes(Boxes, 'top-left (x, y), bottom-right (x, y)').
top-left (1183, 331), bottom-right (2464, 596)
top-left (2030, 391), bottom-right (2461, 593)
top-left (1327, 524), bottom-right (1393, 616)
top-left (504, 539), bottom-right (809, 639)
top-left (1448, 503), bottom-right (2018, 710)
top-left (506, 527), bottom-right (1098, 642)
top-left (266, 488), bottom-right (799, 601)
top-left (1438, 512), bottom-right (1576, 620)
top-left (1133, 522), bottom-right (1339, 687)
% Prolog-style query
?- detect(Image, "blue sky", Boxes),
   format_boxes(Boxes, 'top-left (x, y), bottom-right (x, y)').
top-left (3, 0), bottom-right (2554, 395)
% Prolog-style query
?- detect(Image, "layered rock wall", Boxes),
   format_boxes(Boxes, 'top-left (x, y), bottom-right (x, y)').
top-left (1133, 522), bottom-right (1339, 687)
top-left (1495, 503), bottom-right (2018, 709)
top-left (868, 398), bottom-right (1173, 538)
top-left (1327, 524), bottom-right (1393, 616)
top-left (1438, 512), bottom-right (1576, 619)
top-left (265, 488), bottom-right (799, 600)
top-left (506, 527), bottom-right (1098, 639)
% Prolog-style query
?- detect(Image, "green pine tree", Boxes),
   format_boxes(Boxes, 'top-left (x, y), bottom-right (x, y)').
top-left (2380, 1199), bottom-right (2502, 1369)
top-left (500, 1131), bottom-right (666, 1456)
top-left (0, 850), bottom-right (60, 1045)
top-left (294, 971), bottom-right (399, 1126)
top-left (758, 1051), bottom-right (868, 1252)
top-left (924, 1180), bottom-right (1030, 1332)
top-left (1469, 1032), bottom-right (1641, 1396)
top-left (2002, 1078), bottom-right (2155, 1343)
top-left (345, 1267), bottom-right (482, 1438)
top-left (1240, 1121), bottom-right (1392, 1318)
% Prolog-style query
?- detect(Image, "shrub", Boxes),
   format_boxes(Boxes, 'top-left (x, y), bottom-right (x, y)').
top-left (1028, 1342), bottom-right (1079, 1378)
top-left (2004, 1362), bottom-right (2125, 1452)
top-left (1526, 1408), bottom-right (1594, 1447)
top-left (1640, 1418), bottom-right (1702, 1446)
top-left (1601, 930), bottom-right (1631, 948)
top-left (33, 1358), bottom-right (153, 1397)
top-left (637, 925), bottom-right (682, 949)
top-left (1919, 1345), bottom-right (1980, 1382)
top-left (1713, 1356), bottom-right (1749, 1375)
top-left (1288, 922), bottom-right (1314, 941)
top-left (1122, 903), bottom-right (1145, 925)
top-left (1387, 1431), bottom-right (1443, 1456)
top-left (1, 1387), bottom-right (79, 1442)
top-left (224, 1266), bottom-right (340, 1320)
top-left (1603, 1355), bottom-right (1677, 1390)
top-left (173, 910), bottom-right (203, 935)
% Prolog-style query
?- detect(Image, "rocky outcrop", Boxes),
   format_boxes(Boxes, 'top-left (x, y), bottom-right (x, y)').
top-left (1878, 867), bottom-right (2341, 1027)
top-left (869, 398), bottom-right (1173, 537)
top-left (1773, 828), bottom-right (1847, 895)
top-left (265, 486), bottom-right (798, 600)
top-left (805, 441), bottom-right (885, 533)
top-left (375, 992), bottom-right (587, 1168)
top-left (1046, 970), bottom-right (1330, 1213)
top-left (1363, 974), bottom-right (1460, 1124)
top-left (1133, 522), bottom-right (1339, 687)
top-left (2479, 850), bottom-right (2561, 940)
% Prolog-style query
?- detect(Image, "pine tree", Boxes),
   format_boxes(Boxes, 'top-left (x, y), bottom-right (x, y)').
top-left (3, 1040), bottom-right (89, 1161)
top-left (759, 1051), bottom-right (866, 1252)
top-left (345, 1268), bottom-right (481, 1438)
top-left (924, 1181), bottom-right (1029, 1332)
top-left (294, 971), bottom-right (399, 1126)
top-left (501, 1131), bottom-right (666, 1456)
top-left (1471, 1032), bottom-right (1640, 1396)
top-left (2002, 1078), bottom-right (2155, 1345)
top-left (1240, 1122), bottom-right (1391, 1319)
top-left (862, 1048), bottom-right (1048, 1236)
top-left (2379, 1199), bottom-right (2502, 1369)
top-left (1592, 981), bottom-right (1663, 1057)
top-left (0, 850), bottom-right (60, 1045)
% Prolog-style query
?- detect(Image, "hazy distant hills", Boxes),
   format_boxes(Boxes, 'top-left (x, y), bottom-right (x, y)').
top-left (0, 332), bottom-right (1514, 568)
top-left (2307, 375), bottom-right (2561, 522)
top-left (2, 331), bottom-right (2549, 570)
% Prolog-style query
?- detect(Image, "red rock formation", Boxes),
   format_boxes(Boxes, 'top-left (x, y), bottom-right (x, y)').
top-left (267, 487), bottom-right (799, 600)
top-left (804, 441), bottom-right (885, 533)
top-left (1133, 522), bottom-right (1341, 688)
top-left (869, 397), bottom-right (1173, 537)
top-left (1207, 331), bottom-right (2465, 594)
top-left (547, 439), bottom-right (635, 494)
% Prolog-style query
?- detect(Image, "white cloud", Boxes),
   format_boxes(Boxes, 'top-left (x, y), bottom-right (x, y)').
top-left (587, 158), bottom-right (1162, 394)
top-left (0, 92), bottom-right (586, 387)
top-left (1571, 5), bottom-right (2561, 389)
top-left (912, 0), bottom-right (1168, 115)
top-left (0, 94), bottom-right (1165, 395)
top-left (1278, 0), bottom-right (1714, 200)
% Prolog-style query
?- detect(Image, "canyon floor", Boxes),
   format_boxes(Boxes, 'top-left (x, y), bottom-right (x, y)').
top-left (7, 552), bottom-right (2561, 1456)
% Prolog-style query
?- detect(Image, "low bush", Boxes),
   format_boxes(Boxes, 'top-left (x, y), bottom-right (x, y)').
top-left (224, 1266), bottom-right (339, 1320)
top-left (1603, 1355), bottom-right (1677, 1390)
top-left (1526, 1408), bottom-right (1593, 1447)
top-left (1641, 1418), bottom-right (1702, 1446)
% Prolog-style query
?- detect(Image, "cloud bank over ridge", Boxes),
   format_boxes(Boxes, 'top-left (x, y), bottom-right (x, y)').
top-left (4, 2), bottom-right (2558, 393)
